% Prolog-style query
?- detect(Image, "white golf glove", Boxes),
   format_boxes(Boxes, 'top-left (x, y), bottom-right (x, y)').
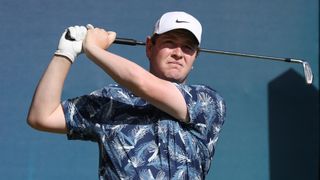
top-left (55, 25), bottom-right (88, 63)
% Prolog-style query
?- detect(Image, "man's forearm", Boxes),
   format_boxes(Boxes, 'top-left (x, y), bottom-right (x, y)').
top-left (85, 45), bottom-right (151, 93)
top-left (85, 45), bottom-right (189, 122)
top-left (83, 27), bottom-right (189, 122)
top-left (27, 56), bottom-right (71, 130)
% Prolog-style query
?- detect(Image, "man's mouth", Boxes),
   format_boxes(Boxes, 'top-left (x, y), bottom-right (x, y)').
top-left (168, 61), bottom-right (183, 67)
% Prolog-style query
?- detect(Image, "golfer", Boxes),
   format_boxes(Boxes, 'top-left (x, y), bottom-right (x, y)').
top-left (27, 11), bottom-right (226, 179)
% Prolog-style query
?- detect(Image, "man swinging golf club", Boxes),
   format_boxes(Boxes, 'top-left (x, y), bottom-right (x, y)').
top-left (27, 11), bottom-right (226, 179)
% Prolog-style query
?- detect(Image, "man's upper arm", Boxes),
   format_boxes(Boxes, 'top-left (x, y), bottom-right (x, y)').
top-left (44, 104), bottom-right (68, 134)
top-left (141, 78), bottom-right (189, 122)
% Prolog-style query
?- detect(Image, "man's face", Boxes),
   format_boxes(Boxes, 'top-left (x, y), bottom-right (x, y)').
top-left (146, 30), bottom-right (198, 83)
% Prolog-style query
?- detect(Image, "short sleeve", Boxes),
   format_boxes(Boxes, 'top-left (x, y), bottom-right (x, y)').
top-left (176, 84), bottom-right (226, 146)
top-left (62, 88), bottom-right (109, 141)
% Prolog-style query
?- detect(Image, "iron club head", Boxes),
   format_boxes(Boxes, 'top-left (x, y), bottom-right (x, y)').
top-left (302, 61), bottom-right (313, 85)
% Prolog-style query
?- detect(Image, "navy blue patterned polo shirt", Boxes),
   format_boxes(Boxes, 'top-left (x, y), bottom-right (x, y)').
top-left (62, 83), bottom-right (226, 179)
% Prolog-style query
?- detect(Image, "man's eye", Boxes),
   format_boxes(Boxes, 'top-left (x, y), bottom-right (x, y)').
top-left (163, 40), bottom-right (175, 48)
top-left (182, 45), bottom-right (196, 53)
top-left (185, 46), bottom-right (193, 50)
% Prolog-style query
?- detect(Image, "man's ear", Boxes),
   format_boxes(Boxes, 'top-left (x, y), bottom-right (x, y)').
top-left (145, 36), bottom-right (153, 61)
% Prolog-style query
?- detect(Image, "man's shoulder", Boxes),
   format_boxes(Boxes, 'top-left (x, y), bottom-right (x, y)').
top-left (175, 83), bottom-right (224, 103)
top-left (89, 84), bottom-right (147, 106)
top-left (89, 84), bottom-right (128, 96)
top-left (176, 83), bottom-right (219, 94)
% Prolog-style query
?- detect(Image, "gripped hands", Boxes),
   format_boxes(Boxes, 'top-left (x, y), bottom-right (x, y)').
top-left (83, 25), bottom-right (117, 55)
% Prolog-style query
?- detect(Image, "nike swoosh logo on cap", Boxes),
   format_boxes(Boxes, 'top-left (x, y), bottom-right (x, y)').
top-left (176, 19), bottom-right (189, 23)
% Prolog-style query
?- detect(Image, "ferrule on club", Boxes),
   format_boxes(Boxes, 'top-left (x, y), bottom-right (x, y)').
top-left (288, 58), bottom-right (304, 64)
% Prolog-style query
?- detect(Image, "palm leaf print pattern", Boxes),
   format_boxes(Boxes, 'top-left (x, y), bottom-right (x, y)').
top-left (62, 84), bottom-right (226, 179)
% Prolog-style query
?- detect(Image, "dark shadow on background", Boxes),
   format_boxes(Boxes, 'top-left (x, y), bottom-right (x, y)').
top-left (268, 69), bottom-right (319, 180)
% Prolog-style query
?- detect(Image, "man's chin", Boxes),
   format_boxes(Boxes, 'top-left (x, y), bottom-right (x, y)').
top-left (165, 75), bottom-right (188, 84)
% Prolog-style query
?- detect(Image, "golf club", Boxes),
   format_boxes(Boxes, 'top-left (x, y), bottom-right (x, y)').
top-left (114, 37), bottom-right (313, 85)
top-left (65, 30), bottom-right (313, 85)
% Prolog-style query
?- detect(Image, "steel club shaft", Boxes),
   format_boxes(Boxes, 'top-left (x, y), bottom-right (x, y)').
top-left (113, 37), bottom-right (313, 85)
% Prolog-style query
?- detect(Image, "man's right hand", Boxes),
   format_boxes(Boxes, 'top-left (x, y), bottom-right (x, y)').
top-left (82, 25), bottom-right (116, 55)
top-left (55, 26), bottom-right (87, 63)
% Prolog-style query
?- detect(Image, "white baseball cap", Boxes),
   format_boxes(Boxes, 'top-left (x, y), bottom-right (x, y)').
top-left (153, 11), bottom-right (202, 44)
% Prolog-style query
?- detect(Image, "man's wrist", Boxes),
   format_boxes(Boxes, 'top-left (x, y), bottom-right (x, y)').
top-left (54, 53), bottom-right (74, 64)
top-left (54, 50), bottom-right (76, 63)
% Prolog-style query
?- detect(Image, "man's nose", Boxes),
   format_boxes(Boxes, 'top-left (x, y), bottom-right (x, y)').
top-left (172, 46), bottom-right (183, 59)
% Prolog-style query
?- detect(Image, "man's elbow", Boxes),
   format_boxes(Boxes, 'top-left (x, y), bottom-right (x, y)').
top-left (26, 113), bottom-right (47, 131)
top-left (27, 115), bottom-right (39, 130)
top-left (176, 111), bottom-right (190, 124)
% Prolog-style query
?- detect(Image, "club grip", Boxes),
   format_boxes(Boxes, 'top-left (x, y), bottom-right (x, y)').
top-left (65, 30), bottom-right (74, 41)
top-left (65, 29), bottom-right (145, 46)
top-left (114, 38), bottom-right (146, 46)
